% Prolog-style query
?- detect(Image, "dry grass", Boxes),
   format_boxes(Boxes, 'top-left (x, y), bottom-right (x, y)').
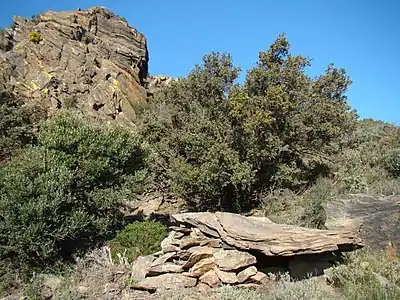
top-left (327, 249), bottom-right (400, 300)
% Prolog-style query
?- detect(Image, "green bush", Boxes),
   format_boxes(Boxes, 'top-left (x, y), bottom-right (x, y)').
top-left (109, 220), bottom-right (167, 263)
top-left (384, 148), bottom-right (400, 178)
top-left (138, 35), bottom-right (357, 211)
top-left (0, 111), bottom-right (149, 274)
top-left (329, 250), bottom-right (400, 300)
top-left (0, 91), bottom-right (44, 163)
top-left (29, 31), bottom-right (42, 44)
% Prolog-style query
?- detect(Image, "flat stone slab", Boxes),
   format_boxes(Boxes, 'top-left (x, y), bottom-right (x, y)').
top-left (172, 212), bottom-right (364, 256)
top-left (133, 273), bottom-right (197, 292)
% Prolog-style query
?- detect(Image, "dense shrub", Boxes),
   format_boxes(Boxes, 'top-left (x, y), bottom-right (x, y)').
top-left (0, 111), bottom-right (149, 273)
top-left (109, 220), bottom-right (167, 263)
top-left (384, 148), bottom-right (400, 178)
top-left (0, 91), bottom-right (43, 163)
top-left (138, 35), bottom-right (357, 211)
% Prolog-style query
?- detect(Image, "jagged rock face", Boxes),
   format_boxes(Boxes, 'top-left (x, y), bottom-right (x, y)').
top-left (0, 7), bottom-right (148, 120)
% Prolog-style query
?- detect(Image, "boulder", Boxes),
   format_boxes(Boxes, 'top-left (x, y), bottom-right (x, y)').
top-left (172, 212), bottom-right (363, 256)
top-left (324, 195), bottom-right (399, 254)
top-left (133, 273), bottom-right (197, 292)
top-left (213, 249), bottom-right (256, 271)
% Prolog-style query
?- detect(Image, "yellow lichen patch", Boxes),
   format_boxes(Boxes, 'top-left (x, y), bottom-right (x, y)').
top-left (112, 79), bottom-right (120, 91)
top-left (30, 80), bottom-right (40, 91)
top-left (43, 71), bottom-right (54, 79)
top-left (43, 88), bottom-right (49, 95)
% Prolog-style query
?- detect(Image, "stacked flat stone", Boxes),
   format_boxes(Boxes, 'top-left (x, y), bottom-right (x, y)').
top-left (132, 226), bottom-right (267, 292)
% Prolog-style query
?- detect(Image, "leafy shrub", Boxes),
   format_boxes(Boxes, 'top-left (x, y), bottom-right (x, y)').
top-left (109, 220), bottom-right (167, 263)
top-left (329, 250), bottom-right (400, 300)
top-left (263, 178), bottom-right (332, 229)
top-left (384, 148), bottom-right (400, 178)
top-left (138, 35), bottom-right (357, 211)
top-left (342, 175), bottom-right (368, 193)
top-left (29, 31), bottom-right (42, 43)
top-left (0, 111), bottom-right (149, 274)
top-left (0, 91), bottom-right (44, 163)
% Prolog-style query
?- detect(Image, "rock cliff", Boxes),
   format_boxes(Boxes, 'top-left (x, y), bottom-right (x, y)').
top-left (0, 7), bottom-right (149, 120)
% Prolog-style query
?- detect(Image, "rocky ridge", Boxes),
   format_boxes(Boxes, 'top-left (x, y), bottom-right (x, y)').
top-left (0, 7), bottom-right (152, 120)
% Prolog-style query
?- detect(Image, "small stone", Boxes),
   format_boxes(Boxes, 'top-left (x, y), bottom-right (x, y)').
top-left (151, 252), bottom-right (176, 267)
top-left (237, 266), bottom-right (258, 283)
top-left (148, 263), bottom-right (182, 275)
top-left (78, 285), bottom-right (89, 295)
top-left (169, 226), bottom-right (192, 233)
top-left (180, 237), bottom-right (202, 249)
top-left (177, 250), bottom-right (191, 260)
top-left (197, 282), bottom-right (212, 293)
top-left (249, 272), bottom-right (268, 285)
top-left (182, 246), bottom-right (214, 269)
top-left (213, 249), bottom-right (256, 271)
top-left (133, 274), bottom-right (197, 292)
top-left (174, 232), bottom-right (185, 239)
top-left (199, 270), bottom-right (221, 288)
top-left (214, 267), bottom-right (238, 284)
top-left (201, 239), bottom-right (221, 248)
top-left (182, 272), bottom-right (198, 278)
top-left (189, 257), bottom-right (216, 277)
top-left (131, 255), bottom-right (154, 281)
top-left (161, 232), bottom-right (180, 253)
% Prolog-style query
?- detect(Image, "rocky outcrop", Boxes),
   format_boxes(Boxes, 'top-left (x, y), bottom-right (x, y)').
top-left (0, 7), bottom-right (148, 120)
top-left (145, 75), bottom-right (174, 97)
top-left (129, 212), bottom-right (363, 292)
top-left (324, 195), bottom-right (399, 254)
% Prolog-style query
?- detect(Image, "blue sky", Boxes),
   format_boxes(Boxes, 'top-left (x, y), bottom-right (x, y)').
top-left (1, 0), bottom-right (399, 124)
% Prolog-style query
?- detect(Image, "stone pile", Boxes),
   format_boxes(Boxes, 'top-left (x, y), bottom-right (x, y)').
top-left (132, 226), bottom-right (266, 292)
top-left (130, 212), bottom-right (364, 292)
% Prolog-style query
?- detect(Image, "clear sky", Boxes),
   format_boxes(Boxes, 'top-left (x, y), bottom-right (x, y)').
top-left (1, 0), bottom-right (399, 124)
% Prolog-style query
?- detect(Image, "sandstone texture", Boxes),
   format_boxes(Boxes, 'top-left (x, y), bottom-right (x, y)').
top-left (172, 212), bottom-right (364, 256)
top-left (0, 7), bottom-right (149, 120)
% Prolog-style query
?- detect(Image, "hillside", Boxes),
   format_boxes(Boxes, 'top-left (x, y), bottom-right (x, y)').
top-left (0, 7), bottom-right (399, 300)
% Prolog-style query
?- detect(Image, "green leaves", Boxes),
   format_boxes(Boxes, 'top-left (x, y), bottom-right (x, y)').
top-left (0, 111), bottom-right (149, 272)
top-left (109, 220), bottom-right (168, 263)
top-left (138, 35), bottom-right (357, 212)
